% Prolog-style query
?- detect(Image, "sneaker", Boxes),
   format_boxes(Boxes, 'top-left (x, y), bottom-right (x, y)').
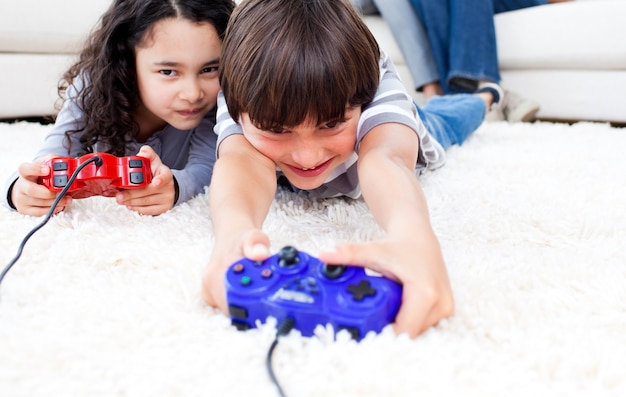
top-left (485, 106), bottom-right (505, 122)
top-left (476, 82), bottom-right (504, 109)
top-left (501, 90), bottom-right (540, 123)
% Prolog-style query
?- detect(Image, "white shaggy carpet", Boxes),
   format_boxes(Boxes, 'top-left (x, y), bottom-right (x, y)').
top-left (0, 120), bottom-right (625, 397)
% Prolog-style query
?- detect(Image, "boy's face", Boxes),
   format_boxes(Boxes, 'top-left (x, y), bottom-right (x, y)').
top-left (135, 18), bottom-right (222, 137)
top-left (240, 106), bottom-right (361, 190)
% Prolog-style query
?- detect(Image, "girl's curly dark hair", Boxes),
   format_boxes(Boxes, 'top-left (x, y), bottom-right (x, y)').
top-left (58, 0), bottom-right (234, 156)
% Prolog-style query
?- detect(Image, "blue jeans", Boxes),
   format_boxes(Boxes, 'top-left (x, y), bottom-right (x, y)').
top-left (493, 0), bottom-right (548, 13)
top-left (409, 0), bottom-right (548, 94)
top-left (417, 94), bottom-right (486, 150)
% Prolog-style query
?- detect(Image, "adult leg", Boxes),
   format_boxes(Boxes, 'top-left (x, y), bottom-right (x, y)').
top-left (408, 0), bottom-right (451, 93)
top-left (493, 0), bottom-right (547, 13)
top-left (448, 0), bottom-right (550, 86)
top-left (349, 0), bottom-right (379, 15)
top-left (410, 0), bottom-right (500, 94)
top-left (448, 0), bottom-right (500, 91)
top-left (372, 0), bottom-right (439, 93)
top-left (408, 0), bottom-right (501, 93)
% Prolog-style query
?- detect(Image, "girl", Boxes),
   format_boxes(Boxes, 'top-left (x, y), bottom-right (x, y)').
top-left (3, 0), bottom-right (235, 216)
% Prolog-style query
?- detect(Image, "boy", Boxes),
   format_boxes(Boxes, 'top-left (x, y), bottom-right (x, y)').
top-left (202, 0), bottom-right (500, 338)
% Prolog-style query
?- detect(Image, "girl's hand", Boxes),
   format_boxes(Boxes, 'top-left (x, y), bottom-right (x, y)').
top-left (115, 146), bottom-right (175, 215)
top-left (202, 229), bottom-right (271, 313)
top-left (318, 237), bottom-right (454, 339)
top-left (11, 156), bottom-right (72, 216)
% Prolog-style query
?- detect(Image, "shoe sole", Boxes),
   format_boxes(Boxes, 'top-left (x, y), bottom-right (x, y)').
top-left (506, 101), bottom-right (540, 123)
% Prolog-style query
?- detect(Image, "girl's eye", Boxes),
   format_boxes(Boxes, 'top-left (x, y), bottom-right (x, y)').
top-left (159, 69), bottom-right (176, 76)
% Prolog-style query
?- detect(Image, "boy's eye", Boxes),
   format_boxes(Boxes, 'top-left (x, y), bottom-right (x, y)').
top-left (323, 120), bottom-right (343, 129)
top-left (201, 66), bottom-right (219, 74)
top-left (252, 121), bottom-right (286, 134)
top-left (268, 126), bottom-right (286, 134)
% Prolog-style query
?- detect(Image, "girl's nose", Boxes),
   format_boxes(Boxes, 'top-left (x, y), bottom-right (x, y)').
top-left (180, 78), bottom-right (204, 102)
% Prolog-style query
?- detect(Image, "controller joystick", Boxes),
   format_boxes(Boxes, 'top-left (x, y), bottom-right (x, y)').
top-left (322, 264), bottom-right (346, 279)
top-left (225, 246), bottom-right (402, 340)
top-left (38, 152), bottom-right (152, 199)
top-left (278, 245), bottom-right (300, 267)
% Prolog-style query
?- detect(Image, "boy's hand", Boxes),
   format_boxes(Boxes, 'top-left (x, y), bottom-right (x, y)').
top-left (11, 156), bottom-right (72, 216)
top-left (202, 229), bottom-right (271, 313)
top-left (115, 145), bottom-right (174, 215)
top-left (318, 237), bottom-right (454, 338)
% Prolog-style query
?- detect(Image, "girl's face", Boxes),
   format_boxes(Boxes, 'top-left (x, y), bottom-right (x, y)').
top-left (135, 18), bottom-right (222, 139)
top-left (239, 106), bottom-right (361, 191)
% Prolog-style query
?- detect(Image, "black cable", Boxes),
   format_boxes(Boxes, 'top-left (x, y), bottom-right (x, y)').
top-left (266, 317), bottom-right (296, 397)
top-left (0, 156), bottom-right (103, 292)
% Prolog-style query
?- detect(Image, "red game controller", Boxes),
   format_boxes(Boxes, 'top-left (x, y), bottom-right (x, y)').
top-left (38, 153), bottom-right (152, 199)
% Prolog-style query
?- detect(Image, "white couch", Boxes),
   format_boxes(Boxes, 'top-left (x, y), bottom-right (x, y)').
top-left (1, 0), bottom-right (625, 123)
top-left (0, 0), bottom-right (112, 120)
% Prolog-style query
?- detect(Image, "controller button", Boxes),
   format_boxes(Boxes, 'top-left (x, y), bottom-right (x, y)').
top-left (278, 246), bottom-right (300, 267)
top-left (53, 175), bottom-right (69, 188)
top-left (233, 263), bottom-right (245, 273)
top-left (323, 264), bottom-right (347, 279)
top-left (129, 172), bottom-right (145, 184)
top-left (228, 304), bottom-right (249, 320)
top-left (129, 159), bottom-right (143, 168)
top-left (53, 162), bottom-right (68, 171)
top-left (261, 269), bottom-right (272, 278)
top-left (347, 280), bottom-right (377, 301)
top-left (240, 276), bottom-right (252, 286)
top-left (254, 260), bottom-right (264, 267)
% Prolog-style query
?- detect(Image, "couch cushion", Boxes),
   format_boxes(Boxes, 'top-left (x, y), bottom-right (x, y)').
top-left (501, 69), bottom-right (626, 122)
top-left (0, 0), bottom-right (111, 54)
top-left (496, 0), bottom-right (626, 70)
top-left (0, 53), bottom-right (75, 118)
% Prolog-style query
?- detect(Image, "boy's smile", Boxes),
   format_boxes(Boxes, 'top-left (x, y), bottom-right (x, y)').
top-left (286, 158), bottom-right (333, 178)
top-left (240, 107), bottom-right (361, 190)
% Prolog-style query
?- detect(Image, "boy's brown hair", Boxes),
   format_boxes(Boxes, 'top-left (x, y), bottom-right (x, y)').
top-left (219, 0), bottom-right (380, 130)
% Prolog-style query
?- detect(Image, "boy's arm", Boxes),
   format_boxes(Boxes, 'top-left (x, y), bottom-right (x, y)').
top-left (202, 134), bottom-right (278, 312)
top-left (319, 122), bottom-right (454, 338)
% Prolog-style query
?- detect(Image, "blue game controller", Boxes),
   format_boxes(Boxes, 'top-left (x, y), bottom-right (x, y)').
top-left (225, 246), bottom-right (402, 340)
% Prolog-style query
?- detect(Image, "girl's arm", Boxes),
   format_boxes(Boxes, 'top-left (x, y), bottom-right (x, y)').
top-left (2, 84), bottom-right (84, 214)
